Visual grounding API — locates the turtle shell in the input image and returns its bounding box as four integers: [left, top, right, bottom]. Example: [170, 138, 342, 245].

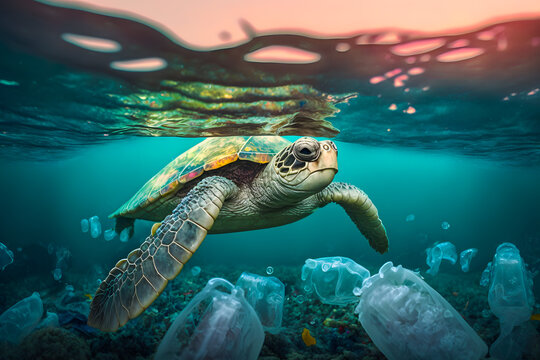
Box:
[111, 136, 291, 218]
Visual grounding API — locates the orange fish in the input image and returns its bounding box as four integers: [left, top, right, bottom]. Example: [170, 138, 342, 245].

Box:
[531, 314, 540, 321]
[84, 293, 93, 300]
[302, 328, 316, 346]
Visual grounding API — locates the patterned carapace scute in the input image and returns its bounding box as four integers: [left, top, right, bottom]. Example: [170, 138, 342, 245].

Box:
[111, 136, 291, 217]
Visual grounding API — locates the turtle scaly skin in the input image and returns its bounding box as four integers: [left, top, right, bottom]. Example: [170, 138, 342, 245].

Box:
[316, 183, 388, 252]
[89, 177, 238, 331]
[89, 136, 388, 331]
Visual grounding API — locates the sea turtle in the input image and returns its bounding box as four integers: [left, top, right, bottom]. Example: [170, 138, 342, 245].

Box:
[88, 136, 388, 331]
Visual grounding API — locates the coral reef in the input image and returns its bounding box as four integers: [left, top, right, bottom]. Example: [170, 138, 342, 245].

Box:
[18, 328, 91, 360]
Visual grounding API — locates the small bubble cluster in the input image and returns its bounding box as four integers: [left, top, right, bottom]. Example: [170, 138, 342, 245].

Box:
[191, 266, 201, 277]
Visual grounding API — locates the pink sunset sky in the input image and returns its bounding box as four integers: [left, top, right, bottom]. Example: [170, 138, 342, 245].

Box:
[50, 0, 540, 49]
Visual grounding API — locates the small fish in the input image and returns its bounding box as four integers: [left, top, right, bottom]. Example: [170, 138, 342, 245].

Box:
[452, 292, 459, 297]
[84, 293, 93, 300]
[463, 298, 470, 311]
[531, 314, 540, 321]
[302, 328, 316, 346]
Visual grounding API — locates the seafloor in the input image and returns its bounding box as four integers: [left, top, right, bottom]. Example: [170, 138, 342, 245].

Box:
[0, 260, 539, 360]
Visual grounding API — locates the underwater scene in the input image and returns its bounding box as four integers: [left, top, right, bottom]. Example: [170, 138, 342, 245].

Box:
[1, 0, 540, 359]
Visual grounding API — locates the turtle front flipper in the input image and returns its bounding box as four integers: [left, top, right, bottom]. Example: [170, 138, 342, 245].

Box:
[88, 176, 238, 332]
[317, 182, 388, 254]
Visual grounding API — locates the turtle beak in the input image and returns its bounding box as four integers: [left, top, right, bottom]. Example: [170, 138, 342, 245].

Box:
[307, 140, 338, 173]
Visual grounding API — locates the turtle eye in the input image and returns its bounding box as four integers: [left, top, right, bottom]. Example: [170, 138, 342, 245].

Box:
[292, 138, 321, 162]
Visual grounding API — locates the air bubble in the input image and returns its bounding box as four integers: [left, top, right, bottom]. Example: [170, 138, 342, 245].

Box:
[80, 219, 89, 233]
[436, 48, 484, 63]
[244, 46, 320, 64]
[191, 266, 201, 277]
[104, 229, 116, 241]
[52, 268, 62, 281]
[110, 57, 167, 72]
[89, 216, 101, 238]
[62, 33, 121, 53]
[119, 228, 130, 242]
[391, 38, 445, 56]
[336, 43, 351, 52]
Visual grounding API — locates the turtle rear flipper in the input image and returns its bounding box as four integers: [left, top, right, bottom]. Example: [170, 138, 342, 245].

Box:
[317, 182, 389, 254]
[88, 176, 238, 332]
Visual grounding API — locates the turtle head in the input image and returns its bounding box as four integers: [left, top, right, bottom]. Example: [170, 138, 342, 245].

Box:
[272, 137, 338, 194]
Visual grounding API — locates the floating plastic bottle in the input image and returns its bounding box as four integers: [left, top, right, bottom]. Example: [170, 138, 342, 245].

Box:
[55, 246, 71, 271]
[301, 256, 370, 306]
[37, 311, 59, 329]
[52, 246, 70, 281]
[354, 262, 487, 360]
[425, 242, 457, 275]
[459, 248, 478, 272]
[0, 292, 44, 344]
[55, 286, 90, 317]
[155, 278, 264, 360]
[480, 262, 492, 287]
[52, 268, 62, 281]
[103, 229, 116, 241]
[0, 242, 14, 271]
[486, 243, 534, 360]
[89, 215, 101, 238]
[80, 218, 89, 233]
[119, 228, 129, 242]
[236, 272, 285, 333]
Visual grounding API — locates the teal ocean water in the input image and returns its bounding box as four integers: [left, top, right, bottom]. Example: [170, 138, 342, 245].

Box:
[0, 1, 539, 359]
[1, 137, 539, 272]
